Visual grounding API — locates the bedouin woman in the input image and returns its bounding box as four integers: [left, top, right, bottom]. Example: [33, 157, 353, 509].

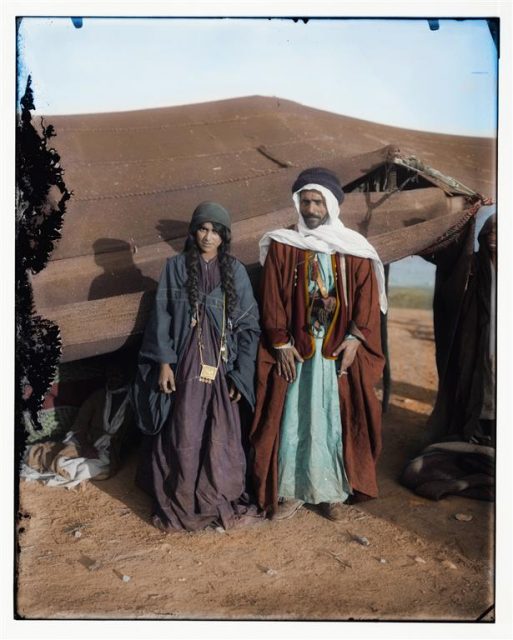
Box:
[132, 202, 261, 532]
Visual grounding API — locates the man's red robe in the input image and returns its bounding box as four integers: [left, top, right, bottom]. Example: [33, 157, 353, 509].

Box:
[250, 240, 385, 512]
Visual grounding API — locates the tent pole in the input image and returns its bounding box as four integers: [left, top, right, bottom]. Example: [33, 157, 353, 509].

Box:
[381, 264, 391, 412]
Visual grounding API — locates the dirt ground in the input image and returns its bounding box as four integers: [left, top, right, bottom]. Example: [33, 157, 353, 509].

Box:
[16, 307, 494, 621]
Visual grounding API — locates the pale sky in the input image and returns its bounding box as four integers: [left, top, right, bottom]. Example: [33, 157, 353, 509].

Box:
[17, 16, 497, 136]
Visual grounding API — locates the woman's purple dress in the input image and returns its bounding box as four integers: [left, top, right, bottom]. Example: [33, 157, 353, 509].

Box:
[146, 257, 249, 531]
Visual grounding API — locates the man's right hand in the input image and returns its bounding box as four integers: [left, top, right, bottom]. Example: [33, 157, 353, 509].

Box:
[159, 363, 176, 394]
[273, 346, 304, 383]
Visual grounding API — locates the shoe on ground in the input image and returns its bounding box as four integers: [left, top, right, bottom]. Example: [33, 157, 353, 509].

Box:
[272, 498, 304, 520]
[320, 502, 347, 522]
[232, 512, 267, 529]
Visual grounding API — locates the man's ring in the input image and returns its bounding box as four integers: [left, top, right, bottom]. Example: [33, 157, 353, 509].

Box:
[340, 371, 348, 376]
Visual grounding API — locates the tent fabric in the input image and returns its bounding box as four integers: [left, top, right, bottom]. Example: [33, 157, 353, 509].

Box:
[38, 97, 495, 262]
[30, 96, 494, 361]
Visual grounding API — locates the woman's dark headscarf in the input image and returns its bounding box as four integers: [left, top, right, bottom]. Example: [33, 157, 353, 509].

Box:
[190, 201, 231, 231]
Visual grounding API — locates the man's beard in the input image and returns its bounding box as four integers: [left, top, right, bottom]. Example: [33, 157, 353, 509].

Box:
[303, 214, 329, 228]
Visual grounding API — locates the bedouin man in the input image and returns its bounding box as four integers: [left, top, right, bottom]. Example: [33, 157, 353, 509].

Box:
[250, 167, 388, 521]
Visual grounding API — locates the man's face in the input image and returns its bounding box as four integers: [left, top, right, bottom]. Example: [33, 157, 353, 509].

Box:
[485, 227, 496, 255]
[299, 190, 329, 229]
[479, 220, 496, 260]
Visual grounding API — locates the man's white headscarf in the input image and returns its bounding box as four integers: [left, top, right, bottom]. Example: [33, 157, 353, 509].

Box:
[259, 183, 388, 313]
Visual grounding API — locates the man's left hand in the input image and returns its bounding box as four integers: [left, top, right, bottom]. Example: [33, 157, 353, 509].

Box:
[332, 338, 360, 377]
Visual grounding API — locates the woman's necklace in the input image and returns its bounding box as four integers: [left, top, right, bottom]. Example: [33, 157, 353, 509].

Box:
[196, 294, 226, 384]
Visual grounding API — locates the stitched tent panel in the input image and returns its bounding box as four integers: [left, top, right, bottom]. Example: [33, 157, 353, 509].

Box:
[40, 96, 495, 261]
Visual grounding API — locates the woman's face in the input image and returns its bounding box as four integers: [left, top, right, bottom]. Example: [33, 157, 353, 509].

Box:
[195, 222, 223, 256]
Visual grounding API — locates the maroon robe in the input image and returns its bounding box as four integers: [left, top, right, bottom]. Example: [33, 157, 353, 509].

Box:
[250, 241, 385, 512]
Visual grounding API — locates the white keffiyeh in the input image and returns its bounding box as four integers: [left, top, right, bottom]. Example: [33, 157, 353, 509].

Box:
[259, 183, 388, 313]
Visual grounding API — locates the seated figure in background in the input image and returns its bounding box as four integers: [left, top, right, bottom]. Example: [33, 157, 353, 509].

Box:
[401, 213, 496, 501]
[22, 363, 136, 488]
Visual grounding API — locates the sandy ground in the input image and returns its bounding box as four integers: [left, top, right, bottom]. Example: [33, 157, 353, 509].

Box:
[16, 308, 494, 621]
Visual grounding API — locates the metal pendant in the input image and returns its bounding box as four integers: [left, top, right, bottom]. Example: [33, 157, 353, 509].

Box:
[220, 339, 228, 363]
[199, 364, 218, 383]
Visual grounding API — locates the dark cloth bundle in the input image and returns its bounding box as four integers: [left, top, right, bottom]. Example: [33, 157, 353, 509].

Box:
[400, 441, 494, 501]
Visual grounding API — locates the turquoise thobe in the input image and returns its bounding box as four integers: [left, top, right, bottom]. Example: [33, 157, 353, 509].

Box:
[277, 253, 351, 504]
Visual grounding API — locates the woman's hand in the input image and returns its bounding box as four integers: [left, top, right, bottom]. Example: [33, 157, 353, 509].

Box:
[159, 363, 176, 394]
[228, 382, 242, 403]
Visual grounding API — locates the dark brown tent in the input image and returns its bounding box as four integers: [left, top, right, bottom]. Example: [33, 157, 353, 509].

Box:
[30, 96, 495, 362]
